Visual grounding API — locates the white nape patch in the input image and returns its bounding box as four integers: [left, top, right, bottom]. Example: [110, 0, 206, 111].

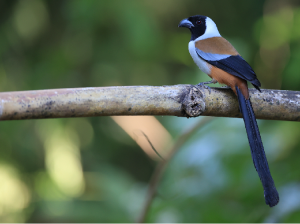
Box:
[188, 41, 211, 75]
[195, 17, 221, 41]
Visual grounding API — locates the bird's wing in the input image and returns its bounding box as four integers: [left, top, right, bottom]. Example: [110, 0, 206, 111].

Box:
[195, 37, 261, 89]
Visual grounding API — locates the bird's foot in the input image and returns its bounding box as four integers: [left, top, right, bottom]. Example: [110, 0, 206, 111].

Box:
[197, 82, 212, 94]
[196, 79, 217, 94]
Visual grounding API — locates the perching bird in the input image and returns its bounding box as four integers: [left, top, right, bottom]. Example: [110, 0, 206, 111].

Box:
[178, 15, 279, 207]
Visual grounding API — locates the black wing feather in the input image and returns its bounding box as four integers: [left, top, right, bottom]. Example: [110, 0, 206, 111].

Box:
[195, 48, 261, 90]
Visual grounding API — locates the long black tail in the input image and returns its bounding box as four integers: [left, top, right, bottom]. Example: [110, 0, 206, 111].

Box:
[236, 86, 279, 207]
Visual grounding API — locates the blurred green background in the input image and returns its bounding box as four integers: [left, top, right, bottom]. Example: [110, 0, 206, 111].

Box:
[1, 0, 300, 222]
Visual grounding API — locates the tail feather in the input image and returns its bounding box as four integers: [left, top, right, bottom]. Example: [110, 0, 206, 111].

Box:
[236, 86, 279, 207]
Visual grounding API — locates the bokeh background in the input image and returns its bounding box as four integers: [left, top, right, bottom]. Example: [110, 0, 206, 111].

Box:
[0, 0, 300, 222]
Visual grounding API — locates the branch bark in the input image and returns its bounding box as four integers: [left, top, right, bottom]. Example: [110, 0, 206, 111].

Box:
[0, 85, 299, 121]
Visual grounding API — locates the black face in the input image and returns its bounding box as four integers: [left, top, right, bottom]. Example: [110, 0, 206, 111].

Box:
[178, 15, 207, 41]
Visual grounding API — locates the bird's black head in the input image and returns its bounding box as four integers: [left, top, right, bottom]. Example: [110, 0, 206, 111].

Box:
[178, 15, 207, 41]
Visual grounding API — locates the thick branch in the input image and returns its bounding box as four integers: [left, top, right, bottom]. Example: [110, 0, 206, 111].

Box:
[0, 85, 299, 121]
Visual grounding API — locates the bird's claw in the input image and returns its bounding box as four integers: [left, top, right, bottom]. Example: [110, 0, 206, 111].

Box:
[197, 82, 212, 94]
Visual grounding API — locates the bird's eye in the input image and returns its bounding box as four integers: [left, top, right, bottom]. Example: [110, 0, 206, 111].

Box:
[196, 20, 202, 25]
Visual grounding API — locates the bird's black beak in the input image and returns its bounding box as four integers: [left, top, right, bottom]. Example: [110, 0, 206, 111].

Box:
[178, 18, 194, 28]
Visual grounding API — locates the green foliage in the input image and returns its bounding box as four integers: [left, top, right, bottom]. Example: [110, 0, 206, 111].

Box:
[0, 0, 300, 222]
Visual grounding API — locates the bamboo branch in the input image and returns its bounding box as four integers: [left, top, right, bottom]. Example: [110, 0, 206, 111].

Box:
[0, 85, 299, 121]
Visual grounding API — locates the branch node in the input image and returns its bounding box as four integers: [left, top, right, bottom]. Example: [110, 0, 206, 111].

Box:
[182, 86, 205, 117]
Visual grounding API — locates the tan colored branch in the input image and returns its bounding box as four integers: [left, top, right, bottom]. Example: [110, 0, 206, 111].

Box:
[0, 85, 299, 121]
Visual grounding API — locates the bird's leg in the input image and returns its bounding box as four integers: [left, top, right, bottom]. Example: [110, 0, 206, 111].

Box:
[197, 78, 217, 94]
